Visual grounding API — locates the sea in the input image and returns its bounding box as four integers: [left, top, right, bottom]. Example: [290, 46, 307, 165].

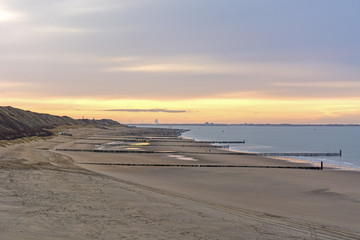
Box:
[134, 125, 360, 170]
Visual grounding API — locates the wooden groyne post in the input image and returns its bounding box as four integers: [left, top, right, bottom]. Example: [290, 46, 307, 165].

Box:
[55, 148, 342, 157]
[79, 162, 322, 170]
[258, 152, 341, 157]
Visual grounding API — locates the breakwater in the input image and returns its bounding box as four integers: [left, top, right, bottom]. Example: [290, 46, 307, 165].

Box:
[81, 138, 245, 144]
[258, 152, 342, 157]
[55, 148, 341, 157]
[79, 162, 322, 170]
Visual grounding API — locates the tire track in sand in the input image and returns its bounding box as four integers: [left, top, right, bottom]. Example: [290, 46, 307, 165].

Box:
[92, 171, 360, 240]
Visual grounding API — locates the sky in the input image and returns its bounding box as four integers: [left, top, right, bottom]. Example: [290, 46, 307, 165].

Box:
[1, 0, 359, 124]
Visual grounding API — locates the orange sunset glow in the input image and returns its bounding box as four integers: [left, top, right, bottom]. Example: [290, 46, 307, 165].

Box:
[1, 96, 360, 124]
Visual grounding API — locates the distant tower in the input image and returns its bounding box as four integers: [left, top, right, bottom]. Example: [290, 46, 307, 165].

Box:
[154, 119, 159, 124]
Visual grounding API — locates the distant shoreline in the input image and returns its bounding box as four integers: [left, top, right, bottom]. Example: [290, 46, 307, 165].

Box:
[132, 123, 360, 127]
[136, 124, 360, 171]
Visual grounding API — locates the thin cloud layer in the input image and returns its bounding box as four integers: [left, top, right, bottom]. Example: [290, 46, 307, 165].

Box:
[0, 0, 360, 123]
[1, 0, 359, 99]
[103, 109, 187, 113]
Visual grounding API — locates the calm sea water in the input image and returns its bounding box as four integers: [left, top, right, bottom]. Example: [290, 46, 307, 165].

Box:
[135, 125, 360, 170]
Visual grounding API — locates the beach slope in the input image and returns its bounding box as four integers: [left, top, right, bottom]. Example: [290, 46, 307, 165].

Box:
[1, 126, 359, 239]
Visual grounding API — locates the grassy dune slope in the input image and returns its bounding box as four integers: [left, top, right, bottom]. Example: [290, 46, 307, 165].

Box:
[0, 106, 121, 140]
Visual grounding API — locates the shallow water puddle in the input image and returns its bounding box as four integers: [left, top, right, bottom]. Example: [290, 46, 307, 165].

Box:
[167, 154, 198, 161]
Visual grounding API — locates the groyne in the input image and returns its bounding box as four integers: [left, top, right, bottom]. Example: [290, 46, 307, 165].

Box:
[55, 148, 341, 157]
[79, 138, 245, 144]
[259, 151, 342, 157]
[79, 162, 322, 170]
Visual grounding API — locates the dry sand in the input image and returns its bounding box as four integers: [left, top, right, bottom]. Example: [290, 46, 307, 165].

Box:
[0, 127, 359, 239]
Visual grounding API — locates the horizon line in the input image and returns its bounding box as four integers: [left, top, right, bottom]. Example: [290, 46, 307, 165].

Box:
[128, 123, 360, 126]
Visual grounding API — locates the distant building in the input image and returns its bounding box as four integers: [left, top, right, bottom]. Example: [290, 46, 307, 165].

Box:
[154, 119, 159, 124]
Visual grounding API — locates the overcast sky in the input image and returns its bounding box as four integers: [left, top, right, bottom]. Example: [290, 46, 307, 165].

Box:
[1, 0, 359, 123]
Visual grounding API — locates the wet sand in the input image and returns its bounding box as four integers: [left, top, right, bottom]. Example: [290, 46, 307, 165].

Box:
[1, 127, 360, 239]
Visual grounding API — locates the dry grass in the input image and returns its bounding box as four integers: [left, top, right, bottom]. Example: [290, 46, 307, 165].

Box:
[0, 136, 50, 147]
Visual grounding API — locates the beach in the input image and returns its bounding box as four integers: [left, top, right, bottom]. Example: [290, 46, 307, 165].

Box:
[1, 126, 359, 239]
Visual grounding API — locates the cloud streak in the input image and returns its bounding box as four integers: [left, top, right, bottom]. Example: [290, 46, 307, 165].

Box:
[0, 6, 22, 22]
[102, 108, 187, 113]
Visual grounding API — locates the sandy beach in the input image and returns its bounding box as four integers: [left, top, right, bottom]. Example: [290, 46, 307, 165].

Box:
[1, 126, 359, 239]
